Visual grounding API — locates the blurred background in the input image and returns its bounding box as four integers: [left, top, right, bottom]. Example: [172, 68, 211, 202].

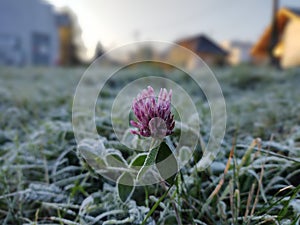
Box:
[1, 0, 300, 69]
[1, 1, 300, 224]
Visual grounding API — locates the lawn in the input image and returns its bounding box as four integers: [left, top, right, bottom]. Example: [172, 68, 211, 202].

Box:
[0, 65, 300, 224]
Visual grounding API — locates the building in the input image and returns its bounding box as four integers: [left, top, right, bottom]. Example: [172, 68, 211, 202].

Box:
[168, 34, 228, 68]
[0, 0, 59, 66]
[251, 7, 300, 68]
[222, 40, 253, 65]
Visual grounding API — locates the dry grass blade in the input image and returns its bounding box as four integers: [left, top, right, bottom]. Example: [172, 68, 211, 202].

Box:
[247, 138, 267, 225]
[208, 139, 235, 201]
[244, 182, 256, 222]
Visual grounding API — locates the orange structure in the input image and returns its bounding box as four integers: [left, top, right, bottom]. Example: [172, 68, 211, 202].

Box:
[56, 12, 73, 65]
[251, 8, 300, 68]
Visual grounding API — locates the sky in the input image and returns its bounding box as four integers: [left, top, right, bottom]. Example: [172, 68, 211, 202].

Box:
[45, 0, 300, 59]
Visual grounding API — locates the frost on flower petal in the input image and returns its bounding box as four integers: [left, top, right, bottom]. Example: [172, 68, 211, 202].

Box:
[130, 86, 175, 138]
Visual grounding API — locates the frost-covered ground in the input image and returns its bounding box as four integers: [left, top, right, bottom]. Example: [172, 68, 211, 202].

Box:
[0, 66, 300, 224]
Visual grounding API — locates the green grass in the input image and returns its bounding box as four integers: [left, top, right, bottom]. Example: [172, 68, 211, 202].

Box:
[0, 65, 300, 224]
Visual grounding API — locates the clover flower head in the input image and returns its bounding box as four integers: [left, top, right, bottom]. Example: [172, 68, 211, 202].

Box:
[130, 86, 175, 138]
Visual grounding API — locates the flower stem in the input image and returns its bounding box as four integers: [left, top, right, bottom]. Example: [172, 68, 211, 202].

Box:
[137, 138, 159, 180]
[141, 184, 173, 225]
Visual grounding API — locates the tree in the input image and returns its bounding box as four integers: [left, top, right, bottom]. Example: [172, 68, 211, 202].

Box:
[94, 42, 104, 60]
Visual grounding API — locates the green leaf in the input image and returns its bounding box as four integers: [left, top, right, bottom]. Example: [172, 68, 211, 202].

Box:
[130, 153, 148, 167]
[137, 147, 159, 180]
[116, 153, 146, 202]
[78, 144, 106, 171]
[106, 153, 127, 168]
[117, 172, 135, 202]
[155, 142, 178, 185]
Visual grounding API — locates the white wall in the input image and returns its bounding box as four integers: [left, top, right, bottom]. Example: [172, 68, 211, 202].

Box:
[0, 0, 59, 66]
